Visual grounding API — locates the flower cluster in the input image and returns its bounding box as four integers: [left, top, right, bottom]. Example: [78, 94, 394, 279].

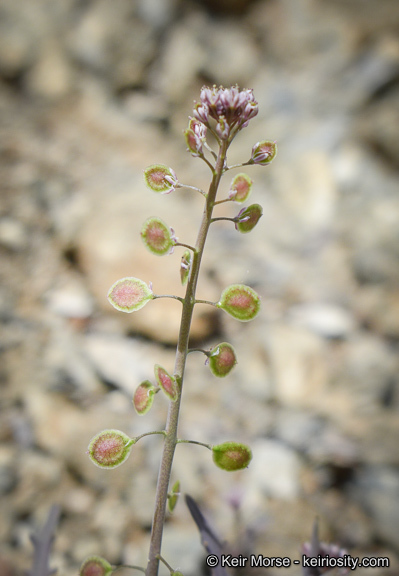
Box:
[193, 85, 258, 140]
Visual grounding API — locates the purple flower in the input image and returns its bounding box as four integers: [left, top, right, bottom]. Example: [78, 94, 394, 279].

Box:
[193, 85, 259, 140]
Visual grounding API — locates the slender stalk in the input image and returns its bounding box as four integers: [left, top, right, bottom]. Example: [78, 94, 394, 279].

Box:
[145, 140, 229, 576]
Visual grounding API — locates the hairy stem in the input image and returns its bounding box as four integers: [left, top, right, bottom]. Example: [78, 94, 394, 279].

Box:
[145, 140, 229, 576]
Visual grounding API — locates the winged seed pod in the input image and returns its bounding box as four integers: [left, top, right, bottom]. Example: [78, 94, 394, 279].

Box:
[80, 556, 113, 576]
[212, 441, 252, 471]
[141, 217, 176, 256]
[235, 203, 263, 234]
[209, 343, 237, 377]
[133, 380, 156, 415]
[87, 430, 134, 469]
[107, 277, 153, 313]
[155, 364, 178, 401]
[144, 164, 179, 194]
[228, 173, 252, 203]
[250, 140, 277, 165]
[217, 284, 260, 322]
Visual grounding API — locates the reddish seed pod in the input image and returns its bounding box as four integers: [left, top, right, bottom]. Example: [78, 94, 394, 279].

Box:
[250, 140, 277, 165]
[229, 173, 252, 203]
[144, 164, 178, 194]
[209, 343, 237, 377]
[212, 441, 252, 471]
[87, 429, 134, 469]
[108, 277, 153, 313]
[133, 380, 156, 415]
[154, 364, 178, 401]
[217, 284, 260, 322]
[141, 217, 175, 256]
[80, 556, 113, 576]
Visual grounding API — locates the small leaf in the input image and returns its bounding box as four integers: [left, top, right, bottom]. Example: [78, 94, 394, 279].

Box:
[229, 173, 252, 203]
[235, 204, 263, 234]
[168, 480, 181, 513]
[217, 284, 260, 322]
[141, 217, 175, 256]
[144, 164, 178, 194]
[108, 277, 153, 313]
[133, 380, 156, 415]
[155, 364, 178, 401]
[209, 342, 237, 377]
[80, 556, 113, 576]
[87, 429, 134, 469]
[180, 250, 192, 286]
[212, 441, 252, 471]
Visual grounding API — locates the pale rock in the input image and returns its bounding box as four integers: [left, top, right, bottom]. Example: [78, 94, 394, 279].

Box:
[288, 302, 355, 339]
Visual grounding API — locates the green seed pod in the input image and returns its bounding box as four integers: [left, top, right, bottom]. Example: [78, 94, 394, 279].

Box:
[172, 572, 184, 576]
[229, 173, 253, 203]
[209, 343, 237, 377]
[250, 140, 277, 165]
[180, 250, 192, 285]
[88, 429, 134, 469]
[141, 217, 175, 256]
[235, 204, 263, 234]
[217, 284, 260, 322]
[80, 556, 113, 576]
[168, 480, 181, 513]
[144, 164, 178, 194]
[133, 380, 156, 415]
[212, 441, 252, 471]
[108, 277, 153, 313]
[155, 364, 178, 401]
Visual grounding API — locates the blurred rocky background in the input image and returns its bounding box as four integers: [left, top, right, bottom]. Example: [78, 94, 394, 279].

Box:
[1, 0, 399, 574]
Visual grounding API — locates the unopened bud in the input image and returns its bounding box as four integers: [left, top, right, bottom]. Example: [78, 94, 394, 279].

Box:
[180, 250, 192, 286]
[212, 441, 252, 471]
[217, 284, 260, 322]
[144, 164, 178, 194]
[209, 343, 237, 377]
[141, 217, 175, 256]
[80, 556, 113, 576]
[133, 380, 156, 415]
[228, 173, 252, 203]
[88, 429, 134, 469]
[235, 204, 263, 233]
[108, 277, 153, 313]
[168, 480, 181, 513]
[250, 140, 277, 165]
[155, 364, 178, 401]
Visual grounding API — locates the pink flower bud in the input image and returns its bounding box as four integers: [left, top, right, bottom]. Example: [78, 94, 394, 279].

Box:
[180, 250, 192, 286]
[168, 480, 180, 513]
[141, 217, 175, 256]
[212, 441, 252, 471]
[250, 140, 277, 165]
[133, 380, 156, 415]
[228, 173, 252, 203]
[209, 342, 237, 377]
[80, 556, 113, 576]
[217, 284, 260, 322]
[154, 364, 178, 401]
[87, 430, 134, 469]
[144, 164, 178, 194]
[235, 204, 263, 233]
[108, 277, 153, 313]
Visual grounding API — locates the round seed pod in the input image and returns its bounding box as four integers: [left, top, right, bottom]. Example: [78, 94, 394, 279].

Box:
[209, 343, 237, 377]
[108, 277, 153, 313]
[155, 364, 178, 401]
[141, 217, 175, 256]
[212, 441, 252, 471]
[235, 204, 263, 234]
[217, 284, 260, 322]
[144, 164, 178, 193]
[80, 556, 113, 576]
[88, 429, 134, 469]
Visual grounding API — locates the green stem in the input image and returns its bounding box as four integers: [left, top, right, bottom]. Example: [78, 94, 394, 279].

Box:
[176, 439, 212, 449]
[145, 140, 229, 576]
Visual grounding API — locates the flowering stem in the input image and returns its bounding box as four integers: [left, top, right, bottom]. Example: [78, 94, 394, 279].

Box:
[145, 140, 229, 576]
